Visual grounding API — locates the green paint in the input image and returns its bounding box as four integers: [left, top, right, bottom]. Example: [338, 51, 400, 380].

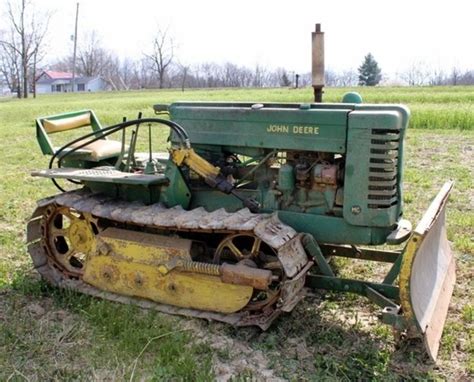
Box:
[306, 274, 400, 302]
[34, 101, 410, 247]
[170, 102, 350, 153]
[159, 162, 191, 208]
[302, 234, 335, 277]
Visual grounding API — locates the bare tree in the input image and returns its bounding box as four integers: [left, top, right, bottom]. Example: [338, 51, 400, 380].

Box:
[252, 64, 267, 87]
[459, 70, 474, 85]
[77, 31, 113, 77]
[298, 72, 312, 87]
[339, 69, 358, 86]
[427, 68, 446, 86]
[51, 31, 128, 90]
[0, 29, 21, 96]
[449, 67, 461, 86]
[145, 28, 174, 89]
[199, 62, 221, 87]
[0, 0, 49, 98]
[324, 69, 338, 86]
[400, 61, 429, 86]
[174, 62, 190, 91]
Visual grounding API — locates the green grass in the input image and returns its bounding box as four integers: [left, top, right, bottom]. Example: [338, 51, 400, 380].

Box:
[0, 86, 473, 380]
[1, 276, 213, 380]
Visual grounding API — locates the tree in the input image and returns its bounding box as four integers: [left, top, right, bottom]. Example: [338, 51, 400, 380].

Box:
[145, 28, 174, 89]
[0, 0, 49, 98]
[252, 64, 267, 87]
[427, 68, 445, 86]
[0, 29, 21, 96]
[324, 69, 338, 86]
[400, 61, 429, 86]
[76, 31, 111, 77]
[339, 69, 358, 87]
[358, 53, 382, 86]
[449, 67, 461, 86]
[176, 62, 190, 91]
[278, 69, 291, 87]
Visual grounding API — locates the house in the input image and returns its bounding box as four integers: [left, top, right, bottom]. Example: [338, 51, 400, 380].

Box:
[0, 82, 11, 96]
[36, 70, 106, 93]
[0, 74, 12, 96]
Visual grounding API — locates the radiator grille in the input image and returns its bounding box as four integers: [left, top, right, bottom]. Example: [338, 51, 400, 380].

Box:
[368, 129, 399, 209]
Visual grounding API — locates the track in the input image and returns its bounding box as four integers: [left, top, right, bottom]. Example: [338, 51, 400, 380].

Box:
[27, 189, 311, 329]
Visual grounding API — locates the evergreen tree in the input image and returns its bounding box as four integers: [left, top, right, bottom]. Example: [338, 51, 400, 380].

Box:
[280, 71, 291, 87]
[358, 53, 382, 86]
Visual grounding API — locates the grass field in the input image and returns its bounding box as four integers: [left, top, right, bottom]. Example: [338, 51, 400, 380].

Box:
[0, 86, 473, 380]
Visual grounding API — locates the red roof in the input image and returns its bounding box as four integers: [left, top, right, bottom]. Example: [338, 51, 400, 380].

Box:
[43, 70, 73, 79]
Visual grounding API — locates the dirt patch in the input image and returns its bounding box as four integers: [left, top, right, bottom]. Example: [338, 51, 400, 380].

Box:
[182, 320, 285, 381]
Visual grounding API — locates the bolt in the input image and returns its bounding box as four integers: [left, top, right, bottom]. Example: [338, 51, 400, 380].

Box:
[351, 205, 362, 215]
[98, 243, 110, 256]
[135, 274, 143, 287]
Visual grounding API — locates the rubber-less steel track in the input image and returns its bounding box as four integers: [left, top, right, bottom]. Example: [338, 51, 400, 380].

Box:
[27, 189, 311, 329]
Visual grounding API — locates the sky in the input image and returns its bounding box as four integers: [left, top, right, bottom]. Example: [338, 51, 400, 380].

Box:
[1, 0, 473, 78]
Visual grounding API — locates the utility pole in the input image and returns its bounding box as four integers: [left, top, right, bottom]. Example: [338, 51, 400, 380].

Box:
[71, 2, 79, 92]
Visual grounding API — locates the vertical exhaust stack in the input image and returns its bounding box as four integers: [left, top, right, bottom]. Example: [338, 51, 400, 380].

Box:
[312, 23, 325, 102]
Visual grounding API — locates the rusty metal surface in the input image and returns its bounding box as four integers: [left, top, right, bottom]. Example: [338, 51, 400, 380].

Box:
[198, 208, 232, 229]
[220, 263, 272, 290]
[26, 189, 311, 329]
[27, 242, 48, 268]
[254, 214, 297, 249]
[277, 233, 308, 278]
[174, 207, 208, 229]
[26, 217, 43, 243]
[279, 261, 313, 312]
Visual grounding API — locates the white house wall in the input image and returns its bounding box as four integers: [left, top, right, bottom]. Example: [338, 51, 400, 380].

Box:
[36, 84, 51, 94]
[85, 78, 104, 92]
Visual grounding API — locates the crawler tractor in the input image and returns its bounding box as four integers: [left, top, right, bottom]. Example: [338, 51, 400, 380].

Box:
[27, 97, 454, 361]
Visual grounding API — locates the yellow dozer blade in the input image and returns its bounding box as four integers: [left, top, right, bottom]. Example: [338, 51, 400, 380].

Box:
[399, 181, 455, 361]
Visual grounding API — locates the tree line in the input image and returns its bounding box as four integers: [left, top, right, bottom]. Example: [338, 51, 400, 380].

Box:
[1, 0, 473, 98]
[44, 37, 474, 91]
[51, 36, 312, 92]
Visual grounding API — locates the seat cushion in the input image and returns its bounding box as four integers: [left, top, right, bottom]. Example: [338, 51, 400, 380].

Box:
[68, 139, 126, 161]
[43, 113, 91, 134]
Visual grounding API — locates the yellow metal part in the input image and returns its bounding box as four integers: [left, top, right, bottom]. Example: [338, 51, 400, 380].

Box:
[69, 216, 96, 254]
[97, 227, 192, 264]
[83, 228, 253, 313]
[47, 206, 96, 275]
[83, 256, 253, 313]
[170, 148, 220, 180]
[398, 232, 420, 324]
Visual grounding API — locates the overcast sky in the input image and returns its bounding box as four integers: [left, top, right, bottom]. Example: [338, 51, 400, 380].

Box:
[2, 0, 473, 78]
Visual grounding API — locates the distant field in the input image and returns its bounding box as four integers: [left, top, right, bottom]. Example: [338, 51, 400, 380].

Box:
[1, 85, 473, 130]
[0, 86, 472, 380]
